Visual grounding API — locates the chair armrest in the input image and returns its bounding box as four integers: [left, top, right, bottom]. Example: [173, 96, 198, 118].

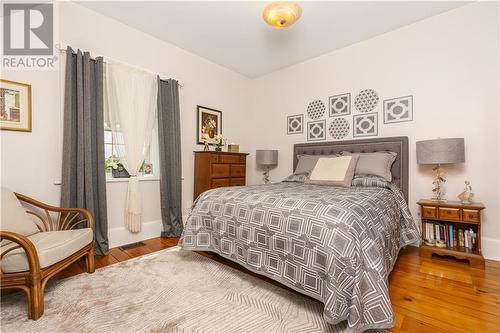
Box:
[0, 231, 41, 275]
[14, 193, 94, 232]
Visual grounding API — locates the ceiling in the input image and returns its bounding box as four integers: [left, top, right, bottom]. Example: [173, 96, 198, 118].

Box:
[78, 1, 467, 78]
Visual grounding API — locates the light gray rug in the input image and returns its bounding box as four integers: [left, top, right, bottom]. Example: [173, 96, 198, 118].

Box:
[1, 248, 366, 333]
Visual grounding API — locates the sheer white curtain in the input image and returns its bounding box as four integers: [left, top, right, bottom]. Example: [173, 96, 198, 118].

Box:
[104, 60, 158, 233]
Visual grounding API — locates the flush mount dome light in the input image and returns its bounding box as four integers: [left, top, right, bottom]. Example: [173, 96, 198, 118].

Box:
[262, 2, 302, 29]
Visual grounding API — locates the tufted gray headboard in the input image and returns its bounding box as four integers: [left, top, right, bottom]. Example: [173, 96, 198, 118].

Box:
[293, 136, 409, 201]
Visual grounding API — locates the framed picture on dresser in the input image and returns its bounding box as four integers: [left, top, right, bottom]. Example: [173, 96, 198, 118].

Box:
[197, 105, 222, 145]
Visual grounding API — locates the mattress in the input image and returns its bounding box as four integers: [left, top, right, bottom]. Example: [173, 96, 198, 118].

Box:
[181, 176, 420, 332]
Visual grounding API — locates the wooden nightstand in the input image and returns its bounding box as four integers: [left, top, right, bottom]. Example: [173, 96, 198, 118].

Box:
[417, 200, 485, 269]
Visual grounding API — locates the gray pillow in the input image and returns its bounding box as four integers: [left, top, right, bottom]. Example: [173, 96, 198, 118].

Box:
[294, 154, 338, 175]
[341, 151, 396, 181]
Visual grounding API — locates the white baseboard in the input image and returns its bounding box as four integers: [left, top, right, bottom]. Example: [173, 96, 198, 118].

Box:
[108, 219, 163, 248]
[482, 237, 500, 262]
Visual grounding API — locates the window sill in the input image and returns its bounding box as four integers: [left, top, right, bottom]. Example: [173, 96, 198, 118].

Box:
[105, 176, 160, 183]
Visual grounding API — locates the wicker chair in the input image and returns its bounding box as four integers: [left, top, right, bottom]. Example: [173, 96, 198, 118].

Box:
[0, 188, 95, 320]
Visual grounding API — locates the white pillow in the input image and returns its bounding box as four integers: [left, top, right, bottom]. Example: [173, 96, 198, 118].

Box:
[305, 155, 359, 187]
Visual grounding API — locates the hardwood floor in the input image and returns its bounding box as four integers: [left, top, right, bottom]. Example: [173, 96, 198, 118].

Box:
[28, 238, 500, 332]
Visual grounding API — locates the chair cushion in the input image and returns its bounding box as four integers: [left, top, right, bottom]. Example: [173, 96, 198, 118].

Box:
[1, 187, 40, 246]
[0, 229, 93, 273]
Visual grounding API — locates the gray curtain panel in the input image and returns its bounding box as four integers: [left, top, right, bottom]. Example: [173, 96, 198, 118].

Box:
[61, 46, 109, 255]
[157, 78, 183, 237]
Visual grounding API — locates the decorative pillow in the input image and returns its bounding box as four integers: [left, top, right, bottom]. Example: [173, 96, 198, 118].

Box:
[294, 154, 338, 175]
[305, 155, 359, 187]
[283, 172, 309, 183]
[341, 151, 397, 182]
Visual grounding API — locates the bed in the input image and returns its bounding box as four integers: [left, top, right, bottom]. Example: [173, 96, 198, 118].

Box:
[180, 136, 420, 332]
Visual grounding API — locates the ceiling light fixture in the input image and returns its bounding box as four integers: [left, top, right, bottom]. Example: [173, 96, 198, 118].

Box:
[262, 2, 302, 29]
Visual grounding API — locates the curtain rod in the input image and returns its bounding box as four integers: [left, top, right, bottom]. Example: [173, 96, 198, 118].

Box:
[57, 46, 184, 88]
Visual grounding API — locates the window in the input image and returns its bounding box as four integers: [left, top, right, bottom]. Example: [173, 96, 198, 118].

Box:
[104, 125, 159, 178]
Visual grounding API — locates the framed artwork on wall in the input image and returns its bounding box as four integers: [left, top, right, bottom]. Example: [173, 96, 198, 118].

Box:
[197, 105, 222, 145]
[287, 114, 303, 134]
[0, 79, 32, 132]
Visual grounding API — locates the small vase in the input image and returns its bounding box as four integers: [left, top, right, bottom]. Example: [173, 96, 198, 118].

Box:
[215, 146, 222, 152]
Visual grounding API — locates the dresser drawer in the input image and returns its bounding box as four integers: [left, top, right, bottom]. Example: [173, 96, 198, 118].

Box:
[211, 164, 230, 178]
[211, 155, 219, 163]
[230, 178, 245, 186]
[221, 155, 241, 164]
[239, 155, 247, 163]
[212, 178, 230, 188]
[438, 207, 461, 221]
[230, 164, 246, 177]
[463, 209, 480, 223]
[422, 206, 437, 219]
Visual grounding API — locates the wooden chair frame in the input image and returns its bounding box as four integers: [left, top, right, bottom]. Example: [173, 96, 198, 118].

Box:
[0, 193, 95, 320]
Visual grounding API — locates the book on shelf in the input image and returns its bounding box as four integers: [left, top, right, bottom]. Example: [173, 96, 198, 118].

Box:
[423, 221, 477, 251]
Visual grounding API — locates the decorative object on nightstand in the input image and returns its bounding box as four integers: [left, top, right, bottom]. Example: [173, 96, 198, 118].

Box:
[416, 138, 465, 201]
[458, 181, 473, 204]
[193, 151, 249, 200]
[418, 199, 485, 269]
[256, 149, 278, 184]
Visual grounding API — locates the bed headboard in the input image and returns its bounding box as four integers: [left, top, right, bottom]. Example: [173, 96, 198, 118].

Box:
[293, 136, 409, 201]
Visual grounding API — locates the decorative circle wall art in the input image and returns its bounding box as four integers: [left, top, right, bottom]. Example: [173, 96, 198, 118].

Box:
[306, 100, 326, 119]
[328, 117, 350, 140]
[329, 93, 350, 117]
[353, 113, 378, 137]
[307, 120, 326, 141]
[354, 89, 379, 113]
[383, 95, 413, 124]
[287, 114, 304, 134]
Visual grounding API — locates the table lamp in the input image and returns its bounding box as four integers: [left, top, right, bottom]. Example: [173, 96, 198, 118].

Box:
[256, 150, 278, 184]
[416, 138, 465, 201]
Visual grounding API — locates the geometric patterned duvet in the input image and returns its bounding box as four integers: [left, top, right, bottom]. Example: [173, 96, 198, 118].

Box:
[181, 176, 420, 333]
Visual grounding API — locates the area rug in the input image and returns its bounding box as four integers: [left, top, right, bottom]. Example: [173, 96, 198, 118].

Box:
[1, 248, 379, 333]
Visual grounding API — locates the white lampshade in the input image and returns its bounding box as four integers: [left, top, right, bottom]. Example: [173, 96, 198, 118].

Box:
[416, 138, 465, 165]
[256, 150, 278, 166]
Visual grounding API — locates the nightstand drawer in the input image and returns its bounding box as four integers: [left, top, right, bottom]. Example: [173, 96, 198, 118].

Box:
[211, 164, 230, 178]
[438, 207, 461, 221]
[422, 206, 438, 219]
[463, 209, 480, 223]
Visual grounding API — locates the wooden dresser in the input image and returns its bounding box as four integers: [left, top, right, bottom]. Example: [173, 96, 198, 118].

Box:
[193, 151, 249, 200]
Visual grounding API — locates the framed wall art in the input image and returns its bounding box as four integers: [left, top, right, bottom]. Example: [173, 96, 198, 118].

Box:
[287, 114, 303, 134]
[197, 105, 222, 145]
[329, 93, 350, 117]
[383, 95, 413, 124]
[307, 120, 326, 141]
[0, 79, 32, 132]
[353, 112, 378, 137]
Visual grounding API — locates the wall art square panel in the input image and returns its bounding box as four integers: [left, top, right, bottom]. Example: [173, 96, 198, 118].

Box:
[329, 93, 350, 117]
[354, 89, 379, 113]
[353, 112, 378, 137]
[383, 95, 413, 124]
[287, 114, 304, 134]
[306, 100, 326, 119]
[307, 120, 326, 141]
[328, 117, 350, 140]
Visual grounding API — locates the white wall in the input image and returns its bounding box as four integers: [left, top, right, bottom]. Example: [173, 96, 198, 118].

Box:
[1, 2, 252, 248]
[1, 2, 499, 259]
[248, 2, 500, 260]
